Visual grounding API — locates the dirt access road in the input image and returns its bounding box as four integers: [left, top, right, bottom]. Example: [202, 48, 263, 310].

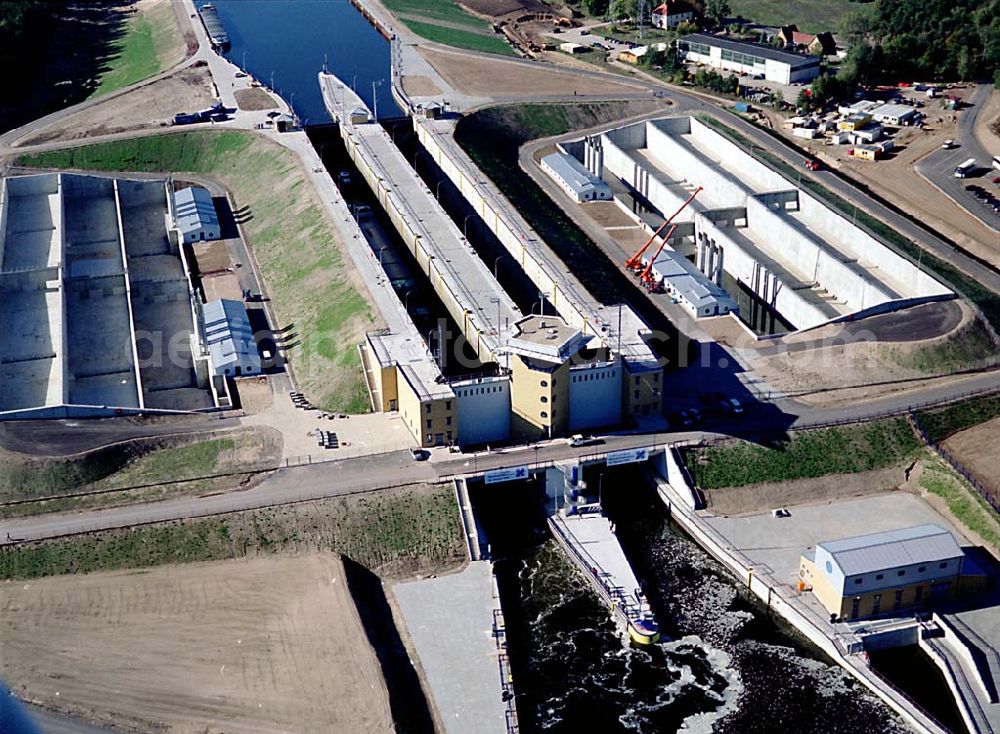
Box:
[0, 554, 394, 734]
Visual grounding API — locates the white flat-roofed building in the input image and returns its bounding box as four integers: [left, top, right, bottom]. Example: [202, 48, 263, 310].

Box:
[541, 152, 612, 203]
[650, 248, 737, 318]
[203, 298, 262, 378]
[677, 33, 821, 85]
[869, 103, 919, 126]
[173, 186, 220, 243]
[651, 0, 695, 30]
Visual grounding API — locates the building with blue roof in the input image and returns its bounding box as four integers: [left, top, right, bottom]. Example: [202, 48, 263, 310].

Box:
[172, 186, 220, 243]
[540, 152, 612, 203]
[649, 248, 737, 318]
[799, 524, 972, 621]
[202, 299, 262, 378]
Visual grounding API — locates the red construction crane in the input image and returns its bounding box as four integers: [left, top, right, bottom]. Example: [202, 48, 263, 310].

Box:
[624, 186, 703, 273]
[638, 223, 679, 291]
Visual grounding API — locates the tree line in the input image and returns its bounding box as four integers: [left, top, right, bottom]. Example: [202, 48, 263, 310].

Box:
[839, 0, 1000, 87]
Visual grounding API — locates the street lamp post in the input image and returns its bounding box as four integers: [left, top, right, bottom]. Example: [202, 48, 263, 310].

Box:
[464, 214, 475, 239]
[494, 256, 503, 280]
[404, 289, 415, 313]
[378, 246, 389, 266]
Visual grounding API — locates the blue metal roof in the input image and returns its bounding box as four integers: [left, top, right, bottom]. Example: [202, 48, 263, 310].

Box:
[173, 186, 219, 237]
[202, 299, 261, 374]
[819, 524, 963, 576]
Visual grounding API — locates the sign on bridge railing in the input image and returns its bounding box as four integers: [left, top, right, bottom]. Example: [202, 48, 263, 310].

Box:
[485, 465, 529, 484]
[606, 447, 650, 467]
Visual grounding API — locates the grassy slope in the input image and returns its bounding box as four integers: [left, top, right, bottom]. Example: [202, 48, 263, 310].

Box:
[18, 131, 375, 412]
[404, 20, 516, 55]
[0, 484, 465, 580]
[93, 1, 182, 97]
[916, 395, 1000, 443]
[921, 460, 1000, 556]
[0, 430, 278, 507]
[890, 318, 997, 374]
[730, 0, 855, 33]
[381, 0, 515, 56]
[685, 418, 921, 489]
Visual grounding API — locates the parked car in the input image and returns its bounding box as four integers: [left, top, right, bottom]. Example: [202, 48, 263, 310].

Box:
[568, 434, 602, 447]
[409, 447, 429, 461]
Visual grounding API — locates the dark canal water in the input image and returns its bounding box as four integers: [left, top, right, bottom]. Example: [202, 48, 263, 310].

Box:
[472, 468, 919, 733]
[195, 0, 399, 123]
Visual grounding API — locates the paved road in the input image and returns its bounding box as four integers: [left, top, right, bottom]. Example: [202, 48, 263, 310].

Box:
[3, 365, 999, 544]
[916, 84, 999, 232]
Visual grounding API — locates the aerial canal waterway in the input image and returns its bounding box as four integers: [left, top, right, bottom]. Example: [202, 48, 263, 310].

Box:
[207, 4, 957, 730]
[194, 0, 399, 124]
[471, 466, 922, 733]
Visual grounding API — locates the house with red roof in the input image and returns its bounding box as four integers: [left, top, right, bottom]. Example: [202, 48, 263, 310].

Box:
[651, 0, 697, 30]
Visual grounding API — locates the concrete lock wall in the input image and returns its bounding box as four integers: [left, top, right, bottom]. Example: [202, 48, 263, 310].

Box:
[645, 123, 748, 205]
[413, 119, 598, 338]
[601, 134, 704, 229]
[0, 178, 9, 268]
[795, 194, 952, 299]
[743, 196, 893, 310]
[343, 125, 492, 361]
[455, 376, 511, 445]
[568, 361, 621, 430]
[698, 215, 831, 328]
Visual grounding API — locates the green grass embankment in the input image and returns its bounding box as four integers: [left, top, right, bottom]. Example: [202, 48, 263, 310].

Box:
[93, 0, 183, 96]
[18, 131, 375, 413]
[684, 418, 921, 489]
[890, 318, 997, 374]
[920, 460, 1000, 554]
[0, 484, 465, 580]
[0, 429, 281, 516]
[381, 0, 515, 56]
[915, 395, 1000, 443]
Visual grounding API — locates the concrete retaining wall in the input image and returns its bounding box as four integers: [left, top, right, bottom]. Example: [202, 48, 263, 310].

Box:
[652, 458, 950, 734]
[413, 119, 598, 338]
[340, 126, 495, 361]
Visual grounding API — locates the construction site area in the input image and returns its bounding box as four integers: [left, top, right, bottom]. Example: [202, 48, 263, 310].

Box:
[0, 173, 231, 420]
[554, 116, 955, 336]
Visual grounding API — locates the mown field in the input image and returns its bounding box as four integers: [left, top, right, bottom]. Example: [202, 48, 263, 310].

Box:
[93, 0, 184, 96]
[0, 483, 465, 580]
[18, 131, 377, 413]
[684, 418, 922, 489]
[382, 0, 516, 56]
[730, 0, 856, 33]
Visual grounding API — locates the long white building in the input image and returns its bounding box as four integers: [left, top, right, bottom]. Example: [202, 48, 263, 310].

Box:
[678, 33, 821, 85]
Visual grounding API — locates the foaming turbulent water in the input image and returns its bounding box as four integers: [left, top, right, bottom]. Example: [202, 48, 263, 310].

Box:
[507, 475, 910, 734]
